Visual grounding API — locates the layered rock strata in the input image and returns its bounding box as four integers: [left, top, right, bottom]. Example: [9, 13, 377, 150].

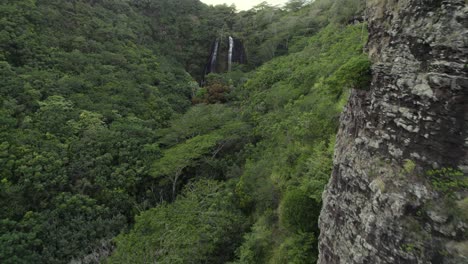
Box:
[319, 0, 468, 263]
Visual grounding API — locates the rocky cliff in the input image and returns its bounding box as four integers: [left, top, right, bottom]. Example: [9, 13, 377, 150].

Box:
[319, 0, 468, 263]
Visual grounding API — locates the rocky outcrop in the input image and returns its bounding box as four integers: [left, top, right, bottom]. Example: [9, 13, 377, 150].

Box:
[319, 0, 468, 263]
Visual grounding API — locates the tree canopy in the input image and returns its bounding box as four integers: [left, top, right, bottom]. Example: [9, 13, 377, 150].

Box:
[0, 0, 368, 262]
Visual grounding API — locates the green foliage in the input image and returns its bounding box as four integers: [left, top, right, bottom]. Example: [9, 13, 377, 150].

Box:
[403, 159, 416, 174]
[279, 189, 320, 233]
[456, 197, 468, 220]
[234, 211, 277, 264]
[193, 74, 231, 104]
[159, 104, 238, 146]
[426, 167, 467, 194]
[0, 0, 208, 261]
[270, 232, 318, 264]
[153, 133, 223, 177]
[151, 132, 223, 198]
[284, 0, 309, 11]
[300, 136, 336, 201]
[326, 54, 371, 91]
[151, 102, 252, 200]
[1, 0, 370, 262]
[108, 180, 245, 264]
[230, 23, 368, 263]
[235, 157, 278, 213]
[232, 0, 366, 66]
[402, 243, 417, 253]
[0, 193, 125, 264]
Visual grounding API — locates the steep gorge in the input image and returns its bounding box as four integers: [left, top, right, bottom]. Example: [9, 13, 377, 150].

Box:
[319, 0, 468, 263]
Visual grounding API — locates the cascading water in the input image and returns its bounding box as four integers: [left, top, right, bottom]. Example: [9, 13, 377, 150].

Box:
[228, 36, 234, 71]
[201, 36, 246, 85]
[210, 39, 219, 72]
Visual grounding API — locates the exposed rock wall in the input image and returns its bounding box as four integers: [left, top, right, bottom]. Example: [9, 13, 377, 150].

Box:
[319, 0, 468, 263]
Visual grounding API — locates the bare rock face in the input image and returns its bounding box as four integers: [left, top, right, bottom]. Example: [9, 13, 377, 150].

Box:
[318, 0, 468, 263]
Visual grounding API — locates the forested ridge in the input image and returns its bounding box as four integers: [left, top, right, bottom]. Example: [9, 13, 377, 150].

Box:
[0, 0, 368, 263]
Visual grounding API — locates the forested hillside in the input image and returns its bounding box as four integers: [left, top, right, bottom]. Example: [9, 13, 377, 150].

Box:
[0, 0, 367, 263]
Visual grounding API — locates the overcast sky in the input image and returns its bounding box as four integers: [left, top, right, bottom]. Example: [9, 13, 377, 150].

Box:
[199, 0, 289, 11]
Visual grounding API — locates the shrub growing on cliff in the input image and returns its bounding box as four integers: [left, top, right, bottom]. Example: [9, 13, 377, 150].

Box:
[426, 168, 467, 194]
[326, 54, 371, 91]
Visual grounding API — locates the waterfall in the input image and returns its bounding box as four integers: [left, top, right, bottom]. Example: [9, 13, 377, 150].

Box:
[228, 36, 234, 71]
[210, 39, 219, 72]
[202, 36, 246, 85]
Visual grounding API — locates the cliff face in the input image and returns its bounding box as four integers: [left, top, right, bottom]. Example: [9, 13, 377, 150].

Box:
[319, 0, 468, 263]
